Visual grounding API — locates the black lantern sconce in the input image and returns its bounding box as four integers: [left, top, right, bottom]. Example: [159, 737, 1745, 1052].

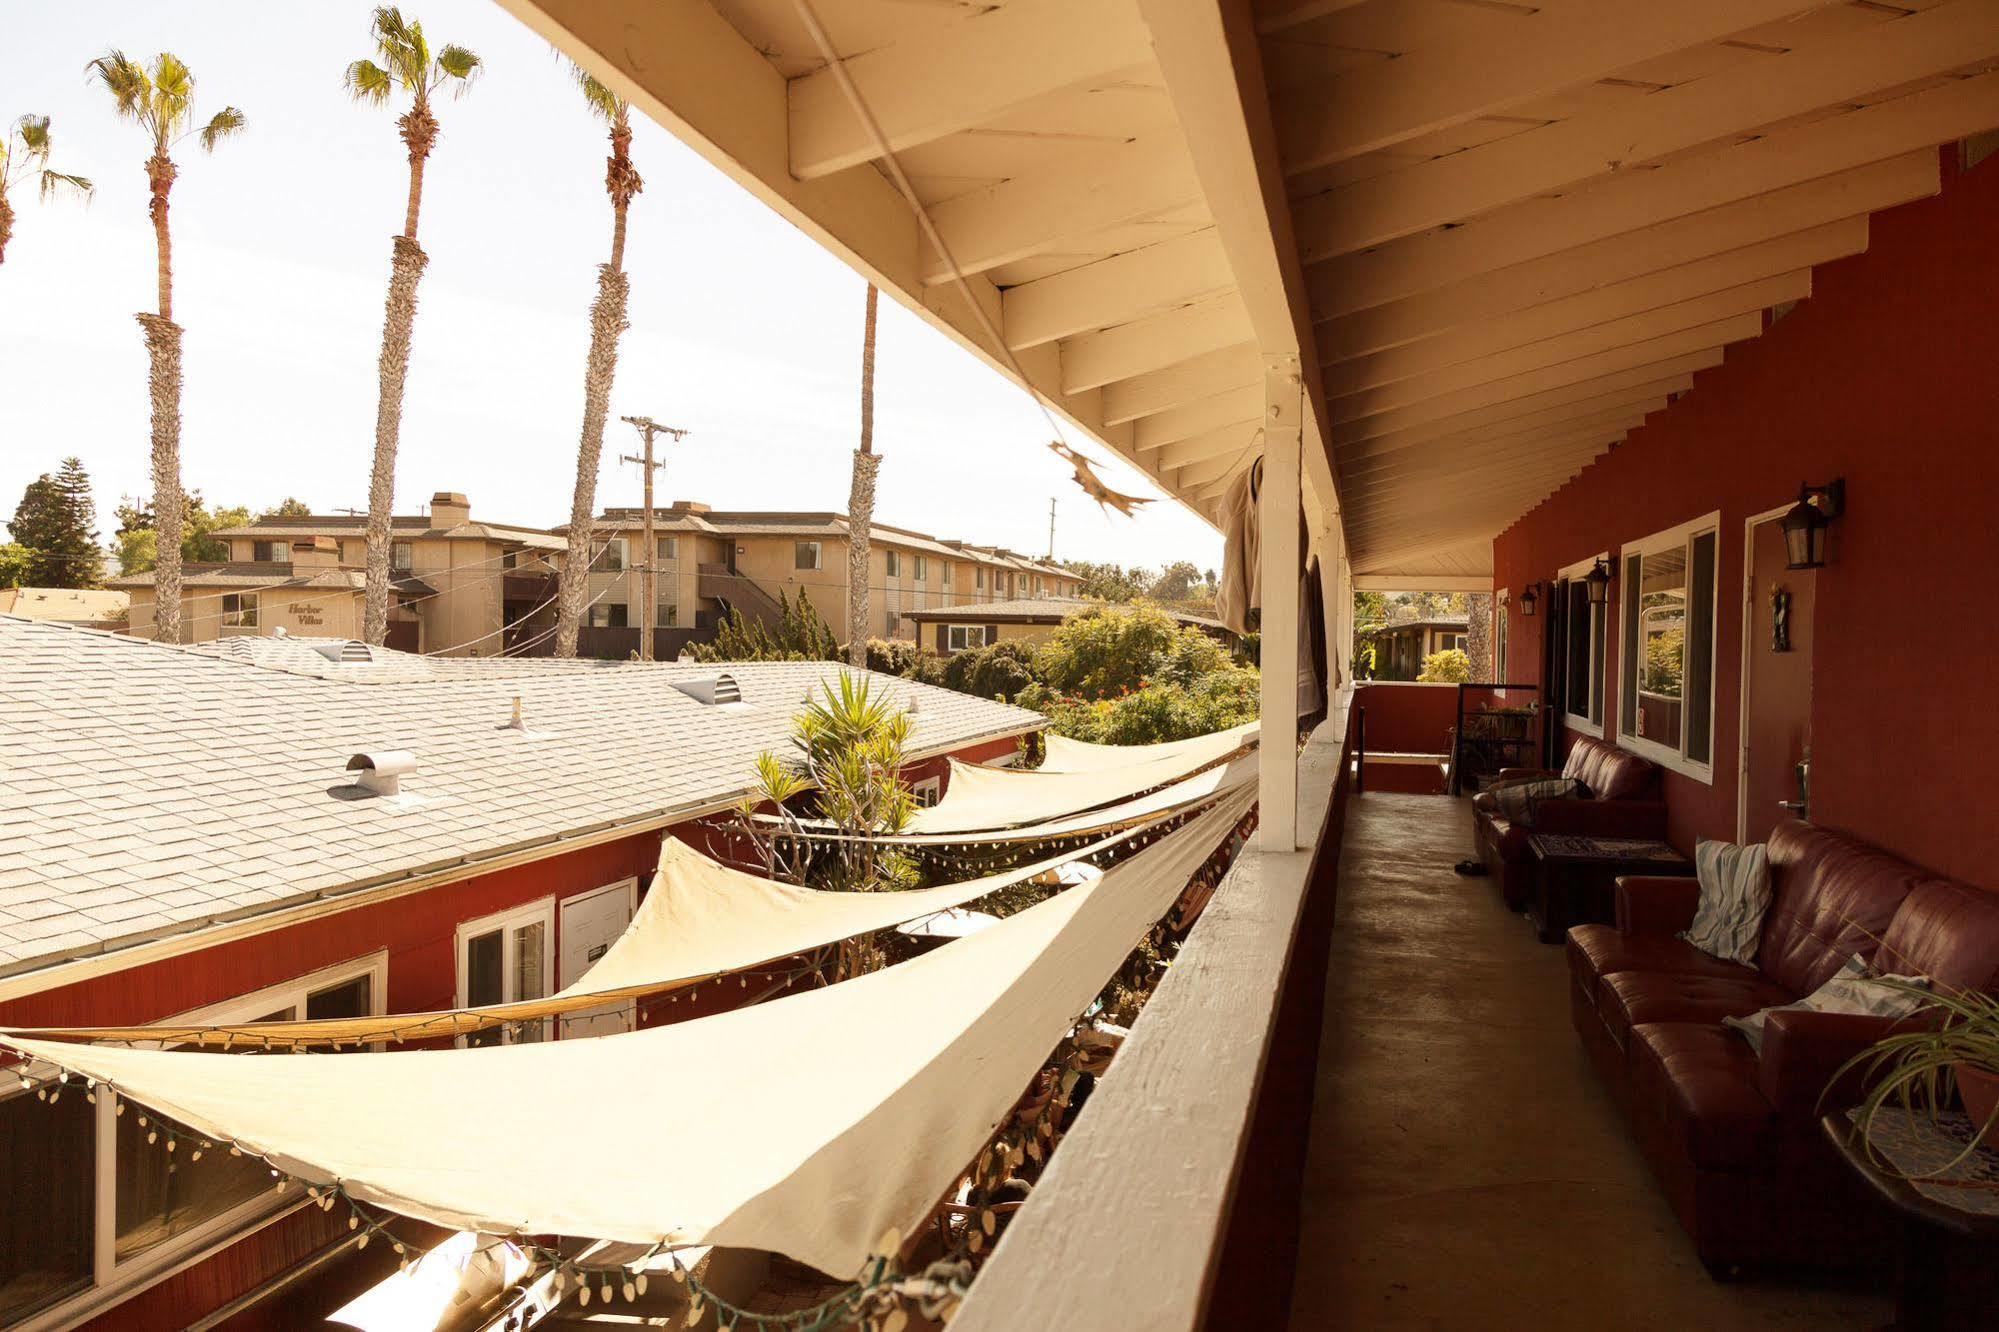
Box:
[1782, 479, 1845, 570]
[1518, 583, 1539, 617]
[1584, 558, 1613, 608]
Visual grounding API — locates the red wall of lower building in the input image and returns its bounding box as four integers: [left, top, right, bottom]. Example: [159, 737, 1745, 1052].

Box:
[1351, 682, 1460, 755]
[1493, 146, 1997, 885]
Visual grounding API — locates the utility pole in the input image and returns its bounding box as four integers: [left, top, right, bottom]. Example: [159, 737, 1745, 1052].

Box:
[618, 415, 691, 661]
[1046, 497, 1057, 561]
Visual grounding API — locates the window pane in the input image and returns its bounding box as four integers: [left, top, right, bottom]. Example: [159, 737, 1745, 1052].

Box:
[466, 930, 503, 1007]
[391, 542, 413, 571]
[1686, 531, 1718, 764]
[795, 542, 818, 570]
[1636, 544, 1688, 750]
[306, 975, 371, 1021]
[514, 923, 547, 1045]
[115, 1102, 269, 1264]
[1620, 553, 1641, 734]
[0, 1086, 94, 1323]
[1565, 583, 1590, 718]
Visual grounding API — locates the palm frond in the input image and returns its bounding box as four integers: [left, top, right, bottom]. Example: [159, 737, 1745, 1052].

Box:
[572, 64, 623, 121]
[434, 44, 482, 93]
[197, 107, 246, 152]
[86, 51, 153, 124]
[343, 58, 395, 104]
[38, 170, 92, 201]
[151, 52, 196, 115]
[15, 115, 51, 156]
[369, 7, 429, 86]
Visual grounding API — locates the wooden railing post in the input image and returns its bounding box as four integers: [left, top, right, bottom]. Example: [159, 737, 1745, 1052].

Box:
[1259, 355, 1304, 852]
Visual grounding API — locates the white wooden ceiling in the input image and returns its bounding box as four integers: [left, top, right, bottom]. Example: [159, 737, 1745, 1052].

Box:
[505, 0, 1999, 582]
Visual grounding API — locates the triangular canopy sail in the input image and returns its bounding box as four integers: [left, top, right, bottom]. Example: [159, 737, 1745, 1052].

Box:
[1037, 721, 1259, 774]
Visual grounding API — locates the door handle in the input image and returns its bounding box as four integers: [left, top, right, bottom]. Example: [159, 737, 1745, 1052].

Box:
[1777, 799, 1806, 813]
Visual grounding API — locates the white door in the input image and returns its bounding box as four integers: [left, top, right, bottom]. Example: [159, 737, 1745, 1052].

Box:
[558, 879, 637, 1039]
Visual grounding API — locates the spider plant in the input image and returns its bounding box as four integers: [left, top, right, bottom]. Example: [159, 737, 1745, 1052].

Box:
[1833, 980, 1999, 1177]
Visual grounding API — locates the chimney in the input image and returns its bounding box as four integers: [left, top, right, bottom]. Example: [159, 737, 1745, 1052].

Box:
[666, 500, 712, 515]
[291, 535, 343, 570]
[430, 491, 472, 525]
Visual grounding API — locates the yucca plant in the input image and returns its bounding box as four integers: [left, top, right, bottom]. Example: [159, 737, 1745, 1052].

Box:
[1833, 981, 1999, 1176]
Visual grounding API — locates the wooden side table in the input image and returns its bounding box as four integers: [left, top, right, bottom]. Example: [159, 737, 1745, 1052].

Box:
[1821, 1110, 1999, 1331]
[1525, 834, 1693, 943]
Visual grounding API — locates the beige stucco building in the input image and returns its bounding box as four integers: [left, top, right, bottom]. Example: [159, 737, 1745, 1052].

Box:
[115, 494, 565, 654]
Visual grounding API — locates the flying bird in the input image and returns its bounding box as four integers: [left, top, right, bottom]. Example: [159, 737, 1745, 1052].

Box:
[1048, 441, 1154, 519]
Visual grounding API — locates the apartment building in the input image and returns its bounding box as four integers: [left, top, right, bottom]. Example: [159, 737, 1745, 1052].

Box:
[571, 501, 1079, 653]
[182, 492, 567, 655]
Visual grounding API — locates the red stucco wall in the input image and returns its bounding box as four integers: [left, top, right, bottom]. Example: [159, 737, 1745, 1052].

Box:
[1493, 146, 1998, 885]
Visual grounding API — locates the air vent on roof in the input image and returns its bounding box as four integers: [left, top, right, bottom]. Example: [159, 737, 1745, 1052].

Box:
[346, 750, 416, 797]
[312, 640, 375, 664]
[673, 672, 745, 707]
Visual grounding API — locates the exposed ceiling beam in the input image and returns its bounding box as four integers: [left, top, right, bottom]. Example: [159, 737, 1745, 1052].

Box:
[1174, 449, 1253, 488]
[1352, 574, 1493, 593]
[1341, 418, 1644, 485]
[1156, 420, 1262, 471]
[1060, 292, 1252, 393]
[1322, 226, 1853, 384]
[1254, 0, 1370, 36]
[1302, 66, 1999, 315]
[1275, 0, 1839, 175]
[919, 134, 1201, 285]
[1133, 383, 1263, 450]
[1335, 340, 1743, 438]
[1337, 378, 1691, 462]
[1347, 479, 1597, 545]
[1103, 342, 1259, 425]
[787, 0, 1153, 180]
[1003, 230, 1233, 350]
[1293, 2, 1999, 261]
[1136, 0, 1346, 517]
[1339, 401, 1660, 470]
[1327, 274, 1806, 414]
[1343, 443, 1625, 509]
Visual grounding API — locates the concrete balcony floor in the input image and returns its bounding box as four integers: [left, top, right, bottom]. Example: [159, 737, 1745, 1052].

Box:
[1288, 793, 1892, 1329]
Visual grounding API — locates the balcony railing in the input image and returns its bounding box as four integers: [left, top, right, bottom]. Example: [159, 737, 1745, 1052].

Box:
[954, 694, 1358, 1331]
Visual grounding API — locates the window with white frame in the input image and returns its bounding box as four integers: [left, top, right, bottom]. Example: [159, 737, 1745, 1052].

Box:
[586, 603, 628, 628]
[457, 900, 553, 1047]
[974, 567, 985, 590]
[1618, 514, 1720, 778]
[910, 776, 942, 807]
[1437, 631, 1465, 653]
[795, 541, 821, 571]
[251, 539, 289, 563]
[1495, 593, 1510, 682]
[883, 549, 900, 578]
[912, 555, 927, 581]
[1034, 576, 1045, 596]
[947, 624, 987, 651]
[1559, 555, 1609, 736]
[391, 540, 414, 572]
[658, 602, 679, 628]
[0, 955, 386, 1328]
[220, 592, 258, 629]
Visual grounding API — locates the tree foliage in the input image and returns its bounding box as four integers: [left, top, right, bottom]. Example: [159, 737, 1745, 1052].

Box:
[112, 492, 250, 574]
[1146, 560, 1203, 602]
[1057, 559, 1151, 602]
[8, 458, 102, 587]
[1016, 603, 1259, 745]
[1417, 648, 1472, 684]
[261, 496, 312, 519]
[0, 543, 30, 589]
[689, 588, 840, 663]
[941, 638, 1037, 702]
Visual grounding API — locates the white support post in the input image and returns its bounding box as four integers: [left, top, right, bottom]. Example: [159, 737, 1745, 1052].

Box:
[1259, 355, 1304, 851]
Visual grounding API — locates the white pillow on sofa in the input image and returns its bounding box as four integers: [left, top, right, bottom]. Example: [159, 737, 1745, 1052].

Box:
[1679, 839, 1772, 964]
[1723, 955, 1931, 1056]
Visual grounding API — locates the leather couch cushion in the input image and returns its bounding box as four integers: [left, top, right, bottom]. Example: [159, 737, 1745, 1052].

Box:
[1484, 814, 1530, 861]
[1599, 969, 1792, 1051]
[1632, 1022, 1779, 1173]
[1567, 926, 1757, 1005]
[1875, 878, 1999, 992]
[1758, 820, 1925, 996]
[1563, 736, 1656, 802]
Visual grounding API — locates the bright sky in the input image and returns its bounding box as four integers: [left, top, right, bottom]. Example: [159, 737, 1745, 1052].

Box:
[0, 0, 1221, 573]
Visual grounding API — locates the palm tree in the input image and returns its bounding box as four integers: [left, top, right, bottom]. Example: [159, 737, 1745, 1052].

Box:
[344, 7, 480, 645]
[0, 115, 93, 267]
[554, 67, 644, 658]
[845, 284, 880, 668]
[86, 53, 244, 643]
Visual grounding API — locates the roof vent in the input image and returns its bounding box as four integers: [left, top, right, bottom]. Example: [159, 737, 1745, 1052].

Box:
[673, 672, 746, 707]
[312, 640, 375, 664]
[346, 751, 416, 797]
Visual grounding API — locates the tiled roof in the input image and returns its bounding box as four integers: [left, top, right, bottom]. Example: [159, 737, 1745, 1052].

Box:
[213, 518, 566, 550]
[904, 598, 1227, 631]
[0, 617, 1042, 981]
[587, 509, 1075, 574]
[107, 563, 371, 592]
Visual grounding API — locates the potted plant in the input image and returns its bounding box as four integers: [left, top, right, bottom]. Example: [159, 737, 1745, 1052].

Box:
[1838, 983, 1999, 1170]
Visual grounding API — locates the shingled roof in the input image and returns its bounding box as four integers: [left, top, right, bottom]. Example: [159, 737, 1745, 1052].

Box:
[0, 617, 1041, 982]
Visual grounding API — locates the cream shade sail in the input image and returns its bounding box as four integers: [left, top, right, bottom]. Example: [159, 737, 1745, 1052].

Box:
[1037, 722, 1260, 774]
[6, 827, 1151, 1049]
[3, 791, 1252, 1279]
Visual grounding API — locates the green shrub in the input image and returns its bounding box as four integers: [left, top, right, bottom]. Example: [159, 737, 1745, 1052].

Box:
[1417, 647, 1472, 684]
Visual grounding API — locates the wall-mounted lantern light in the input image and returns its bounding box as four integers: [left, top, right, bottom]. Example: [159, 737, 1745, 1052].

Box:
[1584, 558, 1613, 608]
[1518, 583, 1538, 617]
[1782, 479, 1845, 570]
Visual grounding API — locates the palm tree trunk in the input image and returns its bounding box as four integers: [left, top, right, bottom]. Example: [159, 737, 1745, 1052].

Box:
[845, 284, 880, 668]
[554, 262, 631, 658]
[361, 234, 427, 645]
[141, 149, 183, 642]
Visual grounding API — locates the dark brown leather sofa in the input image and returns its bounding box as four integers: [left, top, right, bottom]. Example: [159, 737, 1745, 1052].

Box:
[1569, 818, 1999, 1273]
[1471, 735, 1666, 910]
